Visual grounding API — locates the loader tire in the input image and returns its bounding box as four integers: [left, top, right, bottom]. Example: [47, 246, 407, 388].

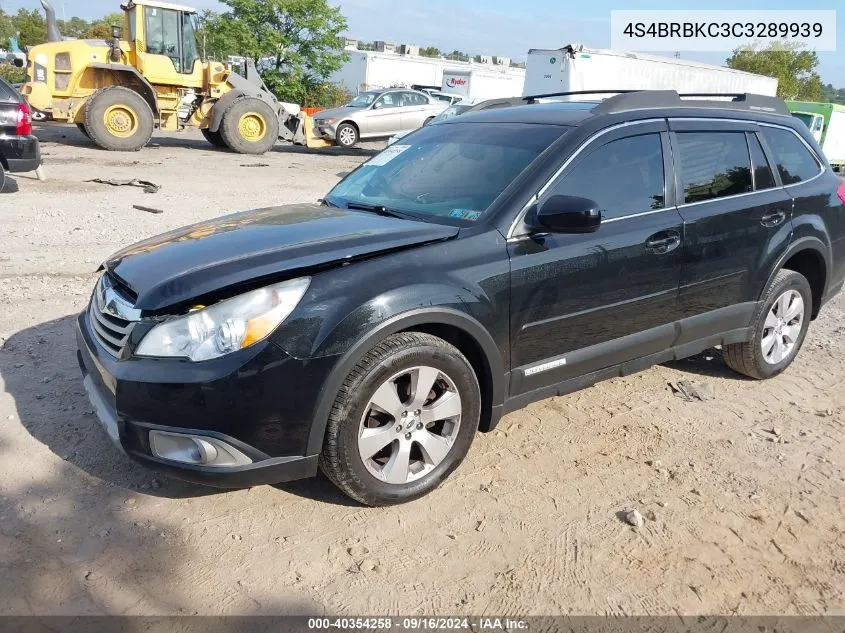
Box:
[84, 86, 154, 152]
[219, 98, 279, 155]
[201, 128, 226, 148]
[76, 123, 90, 139]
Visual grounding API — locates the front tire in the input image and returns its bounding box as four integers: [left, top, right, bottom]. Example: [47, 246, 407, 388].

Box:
[76, 122, 90, 139]
[319, 332, 480, 506]
[83, 86, 154, 152]
[723, 269, 812, 379]
[219, 97, 279, 155]
[335, 122, 358, 148]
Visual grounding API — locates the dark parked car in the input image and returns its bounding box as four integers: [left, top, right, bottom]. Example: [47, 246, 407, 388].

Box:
[76, 91, 845, 506]
[0, 75, 40, 190]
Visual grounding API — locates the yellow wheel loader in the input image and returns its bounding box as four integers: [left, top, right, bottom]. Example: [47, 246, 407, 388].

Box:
[19, 0, 328, 153]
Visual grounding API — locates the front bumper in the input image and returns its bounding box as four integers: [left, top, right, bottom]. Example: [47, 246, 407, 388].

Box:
[75, 310, 333, 488]
[0, 133, 41, 172]
[313, 122, 337, 140]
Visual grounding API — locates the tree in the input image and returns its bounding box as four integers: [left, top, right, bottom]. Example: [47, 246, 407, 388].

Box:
[57, 16, 91, 38]
[726, 42, 823, 100]
[11, 8, 47, 48]
[219, 0, 348, 79]
[420, 46, 441, 58]
[445, 50, 469, 62]
[85, 23, 112, 39]
[0, 9, 16, 50]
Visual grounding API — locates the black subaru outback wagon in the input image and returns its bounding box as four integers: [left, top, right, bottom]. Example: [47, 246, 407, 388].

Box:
[77, 91, 845, 506]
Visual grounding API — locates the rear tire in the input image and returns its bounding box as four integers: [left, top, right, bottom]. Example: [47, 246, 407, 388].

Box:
[723, 269, 812, 379]
[76, 122, 90, 139]
[201, 128, 226, 148]
[335, 122, 358, 148]
[219, 98, 279, 155]
[0, 163, 6, 193]
[83, 86, 154, 152]
[319, 332, 480, 506]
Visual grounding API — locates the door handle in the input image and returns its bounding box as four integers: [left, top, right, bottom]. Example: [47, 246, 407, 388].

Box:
[645, 232, 681, 254]
[761, 210, 787, 227]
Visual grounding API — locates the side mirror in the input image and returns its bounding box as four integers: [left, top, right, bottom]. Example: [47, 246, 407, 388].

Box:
[534, 195, 601, 233]
[12, 58, 24, 68]
[111, 25, 123, 39]
[373, 101, 385, 110]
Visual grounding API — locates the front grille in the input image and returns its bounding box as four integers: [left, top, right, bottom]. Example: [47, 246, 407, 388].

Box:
[88, 274, 140, 357]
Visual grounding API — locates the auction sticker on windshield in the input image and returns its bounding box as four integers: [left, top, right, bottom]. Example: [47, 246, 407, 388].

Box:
[368, 144, 411, 166]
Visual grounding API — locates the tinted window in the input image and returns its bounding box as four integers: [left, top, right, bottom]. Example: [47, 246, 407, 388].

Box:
[760, 126, 821, 185]
[747, 133, 776, 190]
[326, 123, 566, 224]
[547, 133, 665, 220]
[676, 132, 751, 204]
[145, 7, 181, 70]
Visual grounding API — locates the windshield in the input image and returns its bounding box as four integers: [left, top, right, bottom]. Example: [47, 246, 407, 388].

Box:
[326, 122, 567, 224]
[791, 112, 815, 128]
[348, 92, 380, 107]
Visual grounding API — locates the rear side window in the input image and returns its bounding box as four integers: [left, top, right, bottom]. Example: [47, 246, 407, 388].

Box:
[747, 133, 776, 190]
[547, 133, 665, 220]
[676, 132, 752, 204]
[760, 126, 822, 185]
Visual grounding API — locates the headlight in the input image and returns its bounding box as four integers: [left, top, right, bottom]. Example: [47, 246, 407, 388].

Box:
[136, 278, 310, 361]
[317, 117, 336, 125]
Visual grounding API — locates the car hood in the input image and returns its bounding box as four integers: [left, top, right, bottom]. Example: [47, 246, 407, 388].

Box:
[314, 105, 368, 120]
[104, 203, 459, 311]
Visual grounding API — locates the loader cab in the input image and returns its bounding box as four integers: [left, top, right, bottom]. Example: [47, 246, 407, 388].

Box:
[124, 0, 203, 87]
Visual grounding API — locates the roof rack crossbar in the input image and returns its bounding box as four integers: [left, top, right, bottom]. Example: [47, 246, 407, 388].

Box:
[522, 89, 637, 102]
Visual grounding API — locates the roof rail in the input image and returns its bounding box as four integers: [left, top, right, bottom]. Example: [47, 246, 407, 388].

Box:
[590, 91, 790, 115]
[470, 96, 526, 111]
[522, 89, 637, 103]
[520, 89, 789, 116]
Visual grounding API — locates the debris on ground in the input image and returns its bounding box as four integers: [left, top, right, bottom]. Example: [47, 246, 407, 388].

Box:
[622, 508, 644, 527]
[669, 380, 715, 402]
[86, 178, 161, 193]
[240, 163, 270, 168]
[132, 204, 164, 215]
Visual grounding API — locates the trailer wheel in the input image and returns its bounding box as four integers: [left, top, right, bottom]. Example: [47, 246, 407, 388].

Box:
[201, 128, 226, 148]
[84, 86, 154, 152]
[219, 98, 279, 155]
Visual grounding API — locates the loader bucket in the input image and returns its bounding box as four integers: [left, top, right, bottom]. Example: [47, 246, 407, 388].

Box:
[302, 114, 332, 149]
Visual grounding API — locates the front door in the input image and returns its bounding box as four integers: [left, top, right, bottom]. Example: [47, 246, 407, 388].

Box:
[366, 93, 403, 136]
[508, 121, 684, 395]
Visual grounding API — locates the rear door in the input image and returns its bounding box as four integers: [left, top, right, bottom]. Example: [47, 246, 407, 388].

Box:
[0, 78, 22, 137]
[508, 120, 684, 394]
[399, 92, 430, 131]
[670, 119, 793, 324]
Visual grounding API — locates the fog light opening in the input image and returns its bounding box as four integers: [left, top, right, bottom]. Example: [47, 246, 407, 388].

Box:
[149, 431, 253, 467]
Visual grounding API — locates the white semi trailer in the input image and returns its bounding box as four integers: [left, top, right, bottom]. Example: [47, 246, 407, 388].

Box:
[524, 45, 778, 98]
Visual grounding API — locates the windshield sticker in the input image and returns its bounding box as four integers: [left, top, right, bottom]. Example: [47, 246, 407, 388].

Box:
[367, 144, 411, 166]
[449, 209, 482, 221]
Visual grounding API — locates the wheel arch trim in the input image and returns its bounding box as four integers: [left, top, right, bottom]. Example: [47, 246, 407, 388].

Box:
[305, 307, 506, 456]
[762, 236, 830, 314]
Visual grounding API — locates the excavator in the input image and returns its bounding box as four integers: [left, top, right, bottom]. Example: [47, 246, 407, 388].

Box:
[18, 0, 328, 153]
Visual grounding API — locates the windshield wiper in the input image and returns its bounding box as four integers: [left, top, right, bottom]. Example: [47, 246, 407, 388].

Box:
[345, 201, 413, 220]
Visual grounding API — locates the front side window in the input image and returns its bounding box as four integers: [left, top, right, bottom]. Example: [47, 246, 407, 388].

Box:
[326, 122, 567, 224]
[375, 93, 400, 109]
[760, 126, 822, 185]
[676, 132, 752, 204]
[546, 133, 665, 220]
[182, 13, 200, 71]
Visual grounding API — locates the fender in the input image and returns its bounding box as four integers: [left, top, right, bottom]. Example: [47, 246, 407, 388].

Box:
[305, 307, 507, 456]
[85, 64, 159, 115]
[207, 90, 246, 133]
[760, 235, 831, 309]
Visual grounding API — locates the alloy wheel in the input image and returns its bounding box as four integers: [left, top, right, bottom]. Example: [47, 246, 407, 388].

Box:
[357, 366, 462, 484]
[761, 289, 804, 364]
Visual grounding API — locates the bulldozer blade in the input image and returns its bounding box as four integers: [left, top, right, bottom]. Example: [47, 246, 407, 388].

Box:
[302, 114, 332, 149]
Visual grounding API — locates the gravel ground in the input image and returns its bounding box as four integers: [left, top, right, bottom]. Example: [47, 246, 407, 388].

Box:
[0, 124, 843, 616]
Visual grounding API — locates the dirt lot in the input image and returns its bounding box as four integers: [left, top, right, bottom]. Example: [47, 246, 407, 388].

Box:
[1, 125, 843, 617]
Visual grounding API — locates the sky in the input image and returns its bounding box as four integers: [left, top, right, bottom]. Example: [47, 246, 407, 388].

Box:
[2, 0, 843, 85]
